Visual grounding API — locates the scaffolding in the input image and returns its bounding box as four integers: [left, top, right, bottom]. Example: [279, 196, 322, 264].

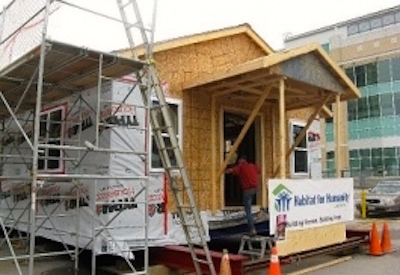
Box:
[0, 1, 155, 274]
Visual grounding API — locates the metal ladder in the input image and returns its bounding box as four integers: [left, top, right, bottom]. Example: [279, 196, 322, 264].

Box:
[115, 1, 217, 274]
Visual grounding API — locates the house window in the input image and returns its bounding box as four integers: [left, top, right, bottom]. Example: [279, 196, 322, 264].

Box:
[38, 106, 65, 171]
[290, 121, 308, 176]
[150, 98, 182, 170]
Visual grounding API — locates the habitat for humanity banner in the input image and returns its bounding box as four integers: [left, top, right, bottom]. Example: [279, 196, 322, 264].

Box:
[268, 179, 354, 236]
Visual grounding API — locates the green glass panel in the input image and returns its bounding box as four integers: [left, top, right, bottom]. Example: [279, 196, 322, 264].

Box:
[377, 82, 392, 94]
[345, 67, 355, 83]
[360, 87, 369, 97]
[321, 43, 330, 54]
[360, 149, 370, 157]
[349, 150, 359, 158]
[372, 157, 383, 167]
[350, 159, 360, 169]
[361, 158, 371, 169]
[366, 63, 378, 85]
[372, 148, 382, 158]
[392, 58, 400, 81]
[378, 59, 391, 83]
[368, 84, 379, 96]
[350, 130, 358, 140]
[347, 100, 358, 121]
[394, 93, 400, 115]
[381, 93, 394, 116]
[368, 95, 380, 118]
[327, 151, 335, 159]
[393, 81, 400, 91]
[355, 65, 366, 87]
[383, 147, 396, 158]
[383, 126, 395, 136]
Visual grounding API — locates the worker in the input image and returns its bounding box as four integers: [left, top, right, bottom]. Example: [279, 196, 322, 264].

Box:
[226, 155, 260, 236]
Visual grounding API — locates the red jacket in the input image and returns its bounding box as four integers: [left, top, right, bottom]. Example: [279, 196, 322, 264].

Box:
[231, 162, 261, 190]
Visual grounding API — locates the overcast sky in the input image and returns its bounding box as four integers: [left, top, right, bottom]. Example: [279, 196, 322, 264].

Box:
[1, 0, 399, 51]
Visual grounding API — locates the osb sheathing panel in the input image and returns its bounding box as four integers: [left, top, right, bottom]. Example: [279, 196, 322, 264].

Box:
[153, 33, 267, 99]
[157, 33, 267, 211]
[277, 223, 346, 256]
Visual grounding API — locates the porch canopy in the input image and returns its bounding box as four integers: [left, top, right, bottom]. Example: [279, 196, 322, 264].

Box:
[183, 43, 360, 212]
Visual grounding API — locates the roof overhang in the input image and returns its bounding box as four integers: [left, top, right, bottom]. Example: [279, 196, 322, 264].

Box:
[183, 43, 360, 110]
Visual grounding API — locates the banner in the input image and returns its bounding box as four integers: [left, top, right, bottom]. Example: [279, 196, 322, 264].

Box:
[268, 179, 354, 240]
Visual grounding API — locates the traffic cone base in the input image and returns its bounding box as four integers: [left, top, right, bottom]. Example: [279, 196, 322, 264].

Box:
[268, 246, 281, 275]
[381, 221, 392, 254]
[369, 222, 383, 256]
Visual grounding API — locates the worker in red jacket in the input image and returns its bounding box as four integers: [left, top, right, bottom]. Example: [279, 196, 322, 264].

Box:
[226, 155, 260, 236]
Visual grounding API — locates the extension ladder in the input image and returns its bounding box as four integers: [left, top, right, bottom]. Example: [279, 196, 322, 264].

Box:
[116, 1, 217, 274]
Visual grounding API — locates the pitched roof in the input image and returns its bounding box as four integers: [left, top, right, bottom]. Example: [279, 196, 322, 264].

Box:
[185, 43, 361, 101]
[124, 23, 274, 56]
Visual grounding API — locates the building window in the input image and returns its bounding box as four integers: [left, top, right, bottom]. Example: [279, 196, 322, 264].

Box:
[348, 24, 359, 36]
[370, 17, 382, 29]
[355, 65, 366, 87]
[38, 106, 65, 171]
[321, 43, 330, 54]
[381, 93, 394, 117]
[150, 99, 182, 170]
[392, 58, 400, 81]
[290, 121, 308, 176]
[348, 100, 358, 121]
[368, 95, 380, 118]
[394, 93, 400, 115]
[358, 21, 370, 33]
[345, 67, 355, 83]
[382, 14, 395, 26]
[357, 97, 368, 119]
[366, 63, 378, 85]
[378, 59, 391, 83]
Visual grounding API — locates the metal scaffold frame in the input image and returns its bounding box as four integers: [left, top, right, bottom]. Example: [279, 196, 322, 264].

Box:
[0, 1, 157, 274]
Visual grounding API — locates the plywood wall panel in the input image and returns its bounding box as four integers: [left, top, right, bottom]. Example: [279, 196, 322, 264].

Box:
[277, 223, 346, 256]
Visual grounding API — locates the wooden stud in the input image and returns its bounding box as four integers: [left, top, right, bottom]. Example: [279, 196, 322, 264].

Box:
[261, 115, 267, 208]
[216, 85, 272, 180]
[279, 79, 286, 179]
[211, 95, 217, 214]
[272, 93, 333, 178]
[335, 94, 342, 178]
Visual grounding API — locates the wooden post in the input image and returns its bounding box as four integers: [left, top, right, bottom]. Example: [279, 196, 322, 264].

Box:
[335, 94, 342, 178]
[216, 86, 272, 181]
[279, 79, 286, 179]
[261, 115, 267, 208]
[272, 94, 332, 178]
[211, 95, 217, 213]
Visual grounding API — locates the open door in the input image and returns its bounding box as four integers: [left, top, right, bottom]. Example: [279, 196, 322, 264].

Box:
[223, 111, 260, 207]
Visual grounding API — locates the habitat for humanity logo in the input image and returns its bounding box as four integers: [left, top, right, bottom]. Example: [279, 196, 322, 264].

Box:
[273, 184, 293, 212]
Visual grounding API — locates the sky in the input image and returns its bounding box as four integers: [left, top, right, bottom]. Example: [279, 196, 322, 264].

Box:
[1, 0, 400, 52]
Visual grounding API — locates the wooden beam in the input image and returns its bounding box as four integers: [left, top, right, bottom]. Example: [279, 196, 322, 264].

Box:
[279, 79, 286, 179]
[273, 93, 332, 178]
[211, 95, 217, 213]
[335, 94, 342, 178]
[216, 85, 272, 180]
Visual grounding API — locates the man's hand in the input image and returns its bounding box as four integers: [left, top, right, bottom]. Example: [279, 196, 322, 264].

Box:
[225, 168, 233, 174]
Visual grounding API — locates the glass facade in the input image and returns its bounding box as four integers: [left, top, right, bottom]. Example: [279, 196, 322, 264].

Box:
[325, 55, 400, 177]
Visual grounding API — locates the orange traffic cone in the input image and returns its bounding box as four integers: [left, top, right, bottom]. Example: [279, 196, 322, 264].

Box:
[369, 222, 383, 256]
[219, 249, 232, 275]
[381, 221, 392, 253]
[268, 246, 281, 275]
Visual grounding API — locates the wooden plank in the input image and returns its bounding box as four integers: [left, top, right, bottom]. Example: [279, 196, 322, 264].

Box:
[216, 85, 272, 180]
[260, 115, 267, 208]
[335, 94, 342, 178]
[279, 79, 286, 179]
[211, 95, 217, 213]
[272, 94, 332, 178]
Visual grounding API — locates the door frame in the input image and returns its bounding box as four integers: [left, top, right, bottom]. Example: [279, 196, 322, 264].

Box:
[219, 105, 265, 209]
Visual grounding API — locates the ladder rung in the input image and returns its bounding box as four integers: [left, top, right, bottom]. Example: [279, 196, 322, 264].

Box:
[194, 258, 210, 265]
[240, 250, 263, 256]
[182, 222, 198, 227]
[178, 205, 193, 209]
[152, 125, 171, 131]
[166, 166, 181, 170]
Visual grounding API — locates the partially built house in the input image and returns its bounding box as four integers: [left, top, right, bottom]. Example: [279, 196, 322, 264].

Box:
[0, 1, 361, 274]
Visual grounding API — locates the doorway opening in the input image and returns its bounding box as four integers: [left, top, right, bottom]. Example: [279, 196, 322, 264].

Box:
[223, 111, 260, 207]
